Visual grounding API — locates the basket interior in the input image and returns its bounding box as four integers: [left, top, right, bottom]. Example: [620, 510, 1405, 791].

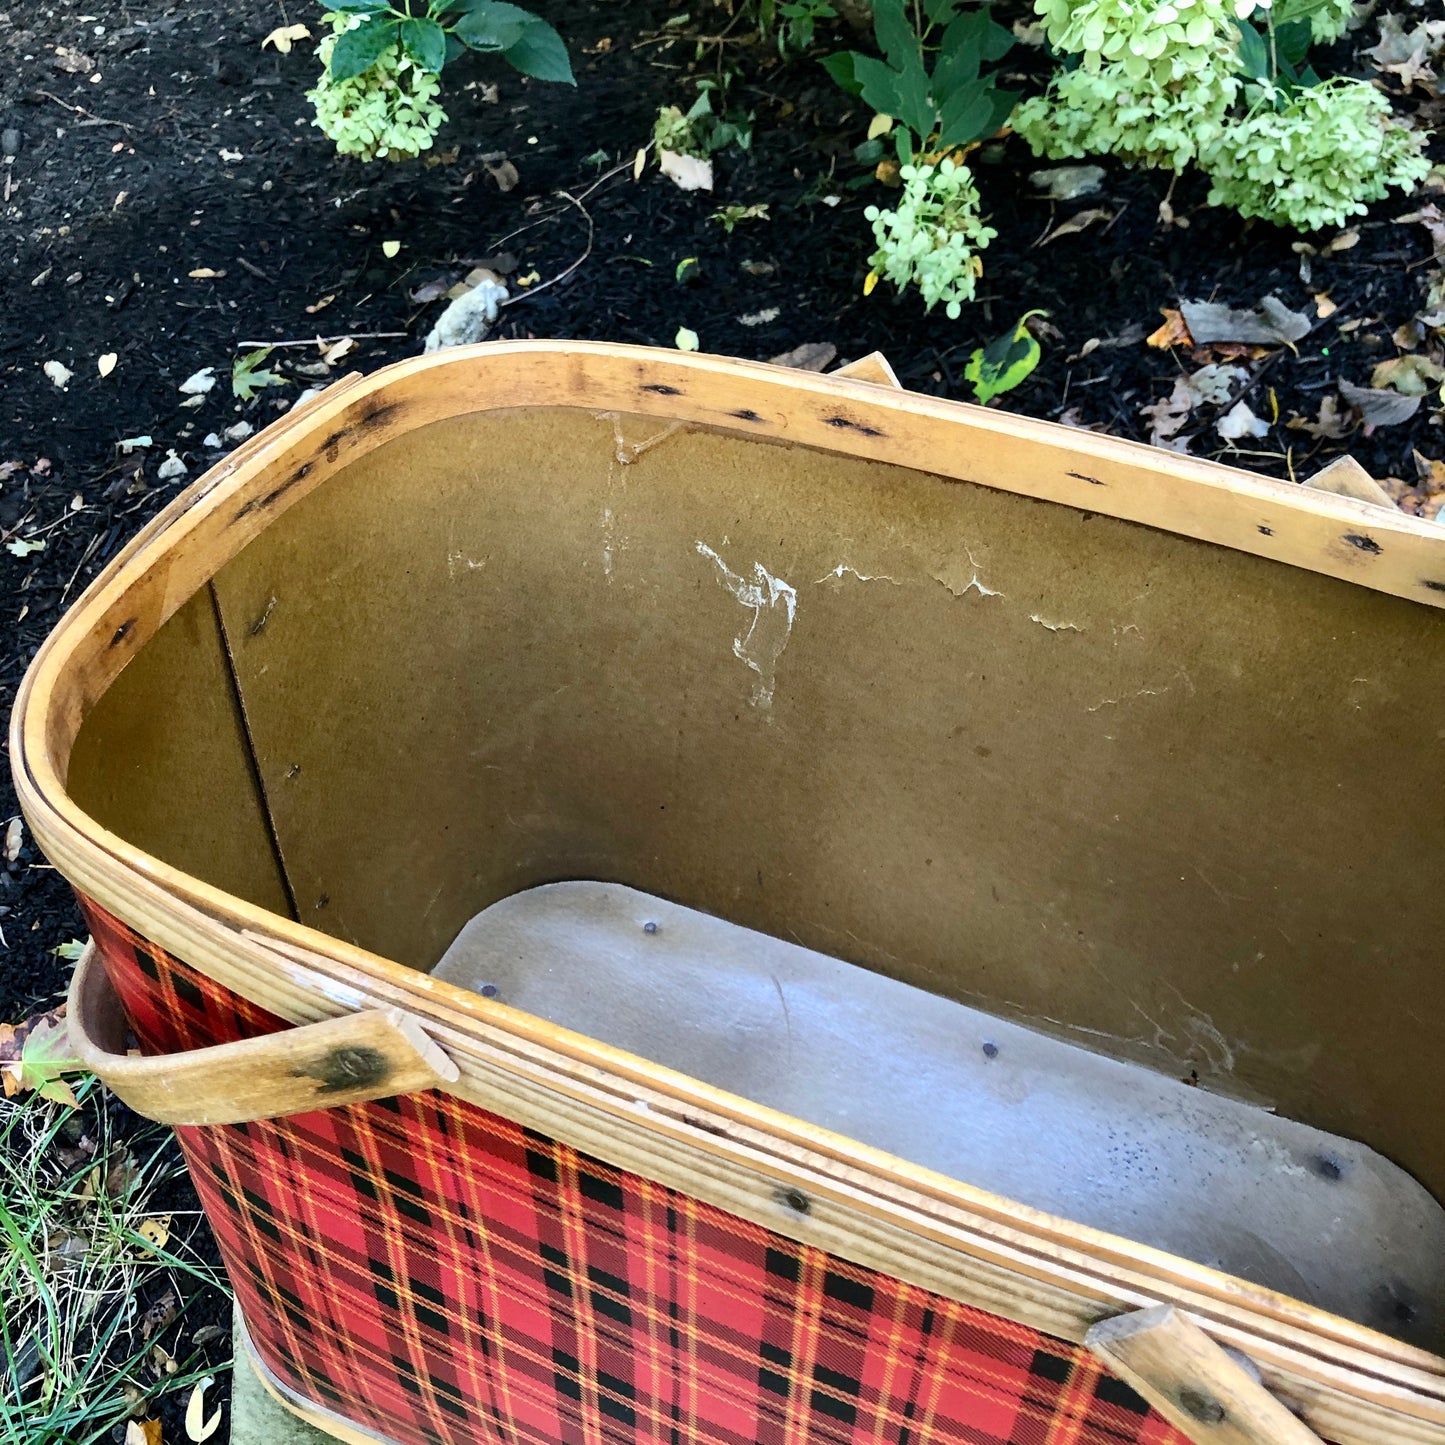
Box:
[66, 405, 1445, 1241]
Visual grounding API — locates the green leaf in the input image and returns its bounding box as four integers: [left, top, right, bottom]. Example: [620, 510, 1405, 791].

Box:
[1275, 18, 1312, 69]
[923, 0, 959, 26]
[892, 52, 935, 138]
[504, 17, 575, 83]
[232, 348, 287, 401]
[935, 78, 994, 150]
[453, 1, 532, 52]
[400, 16, 447, 71]
[820, 49, 864, 95]
[965, 311, 1047, 406]
[329, 0, 390, 12]
[1234, 20, 1270, 84]
[872, 0, 918, 71]
[329, 17, 400, 80]
[853, 53, 905, 119]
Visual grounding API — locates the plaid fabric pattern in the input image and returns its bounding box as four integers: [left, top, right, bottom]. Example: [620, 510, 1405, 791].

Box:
[81, 898, 1197, 1445]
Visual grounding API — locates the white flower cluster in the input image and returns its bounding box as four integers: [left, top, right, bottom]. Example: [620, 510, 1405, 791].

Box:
[308, 14, 448, 162]
[1018, 0, 1429, 228]
[1203, 78, 1431, 230]
[864, 159, 998, 320]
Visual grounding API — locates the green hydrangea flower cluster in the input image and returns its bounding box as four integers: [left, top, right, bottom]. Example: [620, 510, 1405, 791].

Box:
[1018, 0, 1432, 230]
[864, 159, 998, 320]
[309, 14, 447, 162]
[1280, 0, 1354, 43]
[1017, 0, 1241, 168]
[1202, 78, 1432, 230]
[1032, 0, 1241, 82]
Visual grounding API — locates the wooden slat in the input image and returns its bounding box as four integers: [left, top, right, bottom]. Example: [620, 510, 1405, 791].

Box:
[1087, 1306, 1325, 1445]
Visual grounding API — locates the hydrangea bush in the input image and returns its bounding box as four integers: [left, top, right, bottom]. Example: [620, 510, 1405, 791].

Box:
[864, 158, 998, 319]
[1202, 77, 1432, 230]
[1017, 0, 1432, 231]
[308, 0, 572, 162]
[310, 13, 447, 160]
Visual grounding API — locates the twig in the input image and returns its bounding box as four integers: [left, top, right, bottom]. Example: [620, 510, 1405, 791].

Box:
[235, 255, 274, 282]
[500, 192, 594, 308]
[234, 331, 408, 348]
[36, 91, 135, 131]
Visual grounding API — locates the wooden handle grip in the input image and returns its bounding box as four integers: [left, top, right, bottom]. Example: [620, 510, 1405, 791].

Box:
[1085, 1306, 1325, 1445]
[67, 943, 459, 1126]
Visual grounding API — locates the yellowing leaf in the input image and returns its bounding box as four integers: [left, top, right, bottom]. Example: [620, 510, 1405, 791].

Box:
[138, 1214, 172, 1255]
[381, 240, 401, 259]
[862, 271, 879, 297]
[866, 112, 894, 140]
[632, 146, 647, 181]
[97, 352, 118, 378]
[186, 1377, 222, 1442]
[1147, 309, 1193, 349]
[188, 268, 223, 279]
[674, 327, 700, 352]
[262, 23, 312, 54]
[125, 1420, 162, 1445]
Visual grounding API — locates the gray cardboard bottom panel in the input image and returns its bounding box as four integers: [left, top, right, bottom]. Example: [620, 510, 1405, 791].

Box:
[435, 881, 1445, 1351]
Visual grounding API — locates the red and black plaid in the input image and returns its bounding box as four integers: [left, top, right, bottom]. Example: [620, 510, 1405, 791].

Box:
[82, 899, 1195, 1445]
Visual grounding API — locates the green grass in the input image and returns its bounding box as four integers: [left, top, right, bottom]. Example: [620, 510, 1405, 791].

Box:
[0, 1075, 231, 1444]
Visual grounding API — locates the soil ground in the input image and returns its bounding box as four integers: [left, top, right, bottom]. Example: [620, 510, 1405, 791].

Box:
[1, 2, 1443, 1439]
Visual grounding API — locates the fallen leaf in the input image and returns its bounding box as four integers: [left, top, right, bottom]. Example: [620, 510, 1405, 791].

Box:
[186, 1376, 222, 1442]
[124, 1420, 162, 1445]
[1180, 297, 1309, 346]
[191, 1324, 229, 1348]
[1340, 379, 1422, 428]
[1287, 395, 1352, 439]
[178, 367, 216, 396]
[187, 268, 223, 279]
[262, 22, 311, 54]
[1147, 309, 1194, 349]
[305, 294, 335, 314]
[674, 327, 700, 352]
[1313, 293, 1337, 320]
[1371, 354, 1445, 396]
[1041, 207, 1112, 244]
[118, 435, 153, 453]
[137, 1215, 172, 1255]
[3, 816, 21, 862]
[768, 342, 837, 372]
[157, 451, 188, 482]
[1324, 228, 1360, 255]
[52, 45, 94, 72]
[381, 240, 402, 258]
[1366, 14, 1444, 91]
[632, 146, 647, 181]
[43, 360, 72, 389]
[867, 112, 894, 141]
[321, 337, 356, 365]
[659, 150, 713, 192]
[96, 352, 118, 378]
[1216, 399, 1270, 441]
[5, 537, 46, 557]
[141, 1290, 178, 1342]
[738, 308, 780, 326]
[1029, 165, 1106, 201]
[482, 157, 519, 192]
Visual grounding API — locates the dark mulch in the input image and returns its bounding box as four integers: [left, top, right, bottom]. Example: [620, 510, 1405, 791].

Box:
[0, 2, 1441, 1436]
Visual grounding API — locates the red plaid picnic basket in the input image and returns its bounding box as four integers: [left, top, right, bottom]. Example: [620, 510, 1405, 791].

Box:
[14, 345, 1445, 1445]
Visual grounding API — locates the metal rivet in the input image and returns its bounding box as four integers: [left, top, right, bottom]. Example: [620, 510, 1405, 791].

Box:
[479, 983, 498, 998]
[780, 1187, 810, 1214]
[643, 921, 658, 934]
[982, 1041, 999, 1059]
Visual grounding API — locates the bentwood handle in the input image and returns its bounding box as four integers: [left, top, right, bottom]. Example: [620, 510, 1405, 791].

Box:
[67, 943, 459, 1126]
[1085, 1307, 1324, 1445]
